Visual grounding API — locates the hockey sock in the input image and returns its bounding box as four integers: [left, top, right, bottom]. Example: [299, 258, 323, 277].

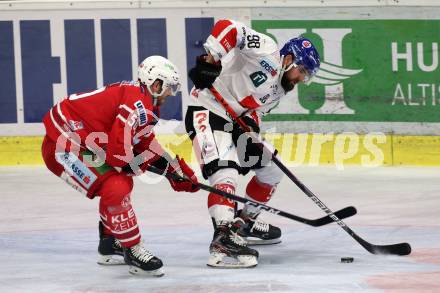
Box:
[243, 176, 277, 218]
[100, 197, 141, 248]
[97, 175, 140, 248]
[208, 183, 236, 226]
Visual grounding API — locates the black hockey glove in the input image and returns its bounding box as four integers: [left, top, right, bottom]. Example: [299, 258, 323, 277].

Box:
[237, 115, 260, 134]
[188, 55, 222, 89]
[121, 150, 169, 176]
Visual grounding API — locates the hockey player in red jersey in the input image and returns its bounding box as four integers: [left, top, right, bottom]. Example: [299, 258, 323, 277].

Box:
[41, 56, 199, 277]
[186, 19, 320, 268]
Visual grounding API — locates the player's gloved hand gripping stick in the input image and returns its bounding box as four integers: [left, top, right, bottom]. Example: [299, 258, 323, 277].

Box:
[209, 86, 411, 256]
[123, 153, 199, 193]
[166, 155, 200, 192]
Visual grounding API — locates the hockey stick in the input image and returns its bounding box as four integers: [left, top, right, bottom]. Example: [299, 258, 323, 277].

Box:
[209, 87, 411, 256]
[146, 165, 356, 227]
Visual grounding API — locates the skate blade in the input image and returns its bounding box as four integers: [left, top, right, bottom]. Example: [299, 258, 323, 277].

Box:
[97, 254, 125, 265]
[128, 266, 165, 277]
[245, 237, 282, 246]
[207, 252, 258, 268]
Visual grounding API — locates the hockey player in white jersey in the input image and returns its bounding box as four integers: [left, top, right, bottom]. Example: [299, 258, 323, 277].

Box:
[185, 19, 320, 268]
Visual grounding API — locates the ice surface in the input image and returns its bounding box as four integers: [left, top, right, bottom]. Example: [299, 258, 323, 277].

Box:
[0, 165, 439, 292]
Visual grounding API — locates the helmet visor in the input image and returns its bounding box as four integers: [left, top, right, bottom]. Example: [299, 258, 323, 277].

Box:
[292, 63, 313, 85]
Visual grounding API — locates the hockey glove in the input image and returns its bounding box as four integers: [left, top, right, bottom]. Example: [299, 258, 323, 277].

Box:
[121, 154, 148, 176]
[237, 115, 260, 134]
[166, 156, 200, 193]
[188, 55, 222, 89]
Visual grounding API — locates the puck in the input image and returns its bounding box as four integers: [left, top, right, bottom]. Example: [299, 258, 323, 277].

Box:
[340, 257, 354, 263]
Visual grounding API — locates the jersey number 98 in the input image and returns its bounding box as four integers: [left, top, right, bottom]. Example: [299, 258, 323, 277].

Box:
[247, 35, 260, 49]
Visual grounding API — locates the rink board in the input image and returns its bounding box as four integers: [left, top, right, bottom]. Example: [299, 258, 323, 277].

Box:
[0, 5, 440, 137]
[1, 134, 440, 166]
[0, 4, 439, 166]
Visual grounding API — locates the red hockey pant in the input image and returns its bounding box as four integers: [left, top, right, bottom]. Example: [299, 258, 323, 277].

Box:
[41, 135, 141, 247]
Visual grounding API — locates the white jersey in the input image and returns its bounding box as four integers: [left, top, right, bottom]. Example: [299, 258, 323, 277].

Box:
[188, 19, 285, 124]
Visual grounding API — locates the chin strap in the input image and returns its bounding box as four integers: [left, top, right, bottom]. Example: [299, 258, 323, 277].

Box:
[142, 82, 162, 106]
[151, 96, 158, 106]
[278, 55, 286, 83]
[278, 54, 295, 83]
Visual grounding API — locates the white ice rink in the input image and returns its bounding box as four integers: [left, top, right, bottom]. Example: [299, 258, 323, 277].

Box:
[1, 165, 439, 292]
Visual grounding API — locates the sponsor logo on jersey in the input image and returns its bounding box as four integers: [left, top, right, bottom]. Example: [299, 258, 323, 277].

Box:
[60, 172, 88, 195]
[68, 120, 84, 131]
[221, 37, 232, 51]
[55, 152, 97, 189]
[134, 101, 147, 126]
[249, 71, 268, 88]
[260, 60, 277, 77]
[270, 84, 279, 95]
[239, 27, 246, 50]
[259, 94, 270, 103]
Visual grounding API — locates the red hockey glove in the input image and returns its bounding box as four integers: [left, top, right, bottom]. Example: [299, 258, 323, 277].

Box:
[167, 156, 200, 193]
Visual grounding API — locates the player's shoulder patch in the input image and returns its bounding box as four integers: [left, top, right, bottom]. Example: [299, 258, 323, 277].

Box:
[134, 100, 147, 126]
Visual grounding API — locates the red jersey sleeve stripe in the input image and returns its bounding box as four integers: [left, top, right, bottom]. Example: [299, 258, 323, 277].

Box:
[239, 95, 260, 110]
[211, 19, 233, 38]
[118, 104, 134, 120]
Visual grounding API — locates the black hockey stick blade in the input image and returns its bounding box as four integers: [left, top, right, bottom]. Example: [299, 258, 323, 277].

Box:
[372, 242, 412, 256]
[309, 206, 357, 227]
[355, 234, 412, 256]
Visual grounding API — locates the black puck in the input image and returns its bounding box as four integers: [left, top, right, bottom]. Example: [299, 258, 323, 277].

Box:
[341, 257, 354, 263]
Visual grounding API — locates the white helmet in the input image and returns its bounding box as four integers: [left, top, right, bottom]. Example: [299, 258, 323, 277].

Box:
[138, 55, 181, 98]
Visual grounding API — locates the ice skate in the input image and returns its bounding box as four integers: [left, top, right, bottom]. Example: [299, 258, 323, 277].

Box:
[124, 243, 164, 277]
[238, 210, 282, 245]
[97, 221, 125, 265]
[207, 218, 259, 268]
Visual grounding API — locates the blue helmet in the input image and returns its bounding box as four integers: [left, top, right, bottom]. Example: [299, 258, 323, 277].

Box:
[280, 37, 320, 78]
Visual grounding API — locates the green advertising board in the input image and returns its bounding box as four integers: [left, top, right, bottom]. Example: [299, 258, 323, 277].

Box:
[252, 20, 440, 122]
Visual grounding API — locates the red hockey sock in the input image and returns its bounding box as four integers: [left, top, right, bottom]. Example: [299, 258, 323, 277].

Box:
[208, 183, 236, 224]
[246, 176, 276, 203]
[208, 183, 236, 208]
[100, 196, 141, 247]
[98, 175, 140, 247]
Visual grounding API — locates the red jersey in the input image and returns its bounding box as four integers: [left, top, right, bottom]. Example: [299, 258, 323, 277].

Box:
[43, 81, 165, 168]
